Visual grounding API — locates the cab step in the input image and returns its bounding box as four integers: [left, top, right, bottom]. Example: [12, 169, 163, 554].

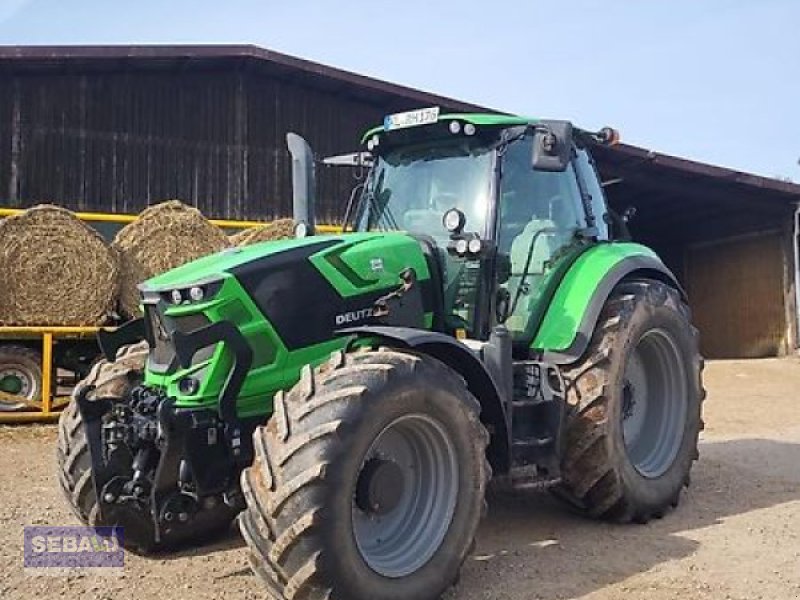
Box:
[509, 359, 567, 483]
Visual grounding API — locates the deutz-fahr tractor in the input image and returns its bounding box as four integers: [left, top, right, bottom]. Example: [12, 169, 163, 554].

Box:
[57, 108, 703, 600]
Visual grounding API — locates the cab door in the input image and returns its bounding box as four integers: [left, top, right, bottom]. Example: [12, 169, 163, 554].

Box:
[495, 137, 597, 352]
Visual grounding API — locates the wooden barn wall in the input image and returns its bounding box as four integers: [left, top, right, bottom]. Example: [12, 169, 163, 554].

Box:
[685, 231, 790, 358]
[0, 67, 415, 223]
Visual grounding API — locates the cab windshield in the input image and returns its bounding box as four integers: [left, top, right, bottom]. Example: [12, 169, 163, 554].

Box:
[354, 138, 494, 242]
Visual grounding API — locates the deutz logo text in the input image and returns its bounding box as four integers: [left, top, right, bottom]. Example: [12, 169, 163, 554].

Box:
[335, 308, 374, 326]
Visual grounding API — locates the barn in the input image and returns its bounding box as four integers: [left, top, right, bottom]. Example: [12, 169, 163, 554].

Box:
[1, 44, 798, 359]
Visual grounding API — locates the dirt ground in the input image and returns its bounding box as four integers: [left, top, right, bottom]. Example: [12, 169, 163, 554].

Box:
[1, 358, 799, 600]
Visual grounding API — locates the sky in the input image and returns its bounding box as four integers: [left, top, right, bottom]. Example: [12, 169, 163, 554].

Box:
[0, 0, 798, 180]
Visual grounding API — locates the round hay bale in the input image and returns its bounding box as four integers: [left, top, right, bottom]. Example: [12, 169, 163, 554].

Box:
[0, 205, 119, 326]
[113, 200, 229, 318]
[233, 218, 295, 246]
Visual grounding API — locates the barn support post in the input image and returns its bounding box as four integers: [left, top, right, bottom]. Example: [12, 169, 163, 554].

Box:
[789, 204, 800, 354]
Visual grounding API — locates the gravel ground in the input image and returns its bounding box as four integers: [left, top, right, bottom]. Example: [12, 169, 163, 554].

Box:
[1, 358, 799, 600]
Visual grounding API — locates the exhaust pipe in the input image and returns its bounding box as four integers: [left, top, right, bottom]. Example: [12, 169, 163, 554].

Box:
[286, 133, 316, 236]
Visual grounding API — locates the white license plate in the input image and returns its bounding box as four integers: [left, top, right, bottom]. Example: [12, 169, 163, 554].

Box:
[383, 107, 440, 131]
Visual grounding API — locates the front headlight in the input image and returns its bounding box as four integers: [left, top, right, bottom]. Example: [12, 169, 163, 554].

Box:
[161, 280, 222, 306]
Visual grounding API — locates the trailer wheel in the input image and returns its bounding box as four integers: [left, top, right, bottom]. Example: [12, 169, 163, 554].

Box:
[556, 279, 704, 522]
[239, 348, 490, 600]
[0, 344, 42, 411]
[56, 342, 149, 528]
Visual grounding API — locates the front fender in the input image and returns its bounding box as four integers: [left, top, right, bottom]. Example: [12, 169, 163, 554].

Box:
[339, 325, 511, 473]
[533, 242, 683, 364]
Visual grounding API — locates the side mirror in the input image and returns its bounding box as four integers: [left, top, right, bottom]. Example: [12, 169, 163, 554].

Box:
[322, 152, 373, 167]
[532, 120, 573, 172]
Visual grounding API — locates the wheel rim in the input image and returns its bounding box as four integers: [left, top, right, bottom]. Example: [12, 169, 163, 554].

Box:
[352, 413, 459, 578]
[621, 329, 688, 478]
[0, 365, 38, 400]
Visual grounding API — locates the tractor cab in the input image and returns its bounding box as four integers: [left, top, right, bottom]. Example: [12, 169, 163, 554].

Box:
[345, 109, 617, 355]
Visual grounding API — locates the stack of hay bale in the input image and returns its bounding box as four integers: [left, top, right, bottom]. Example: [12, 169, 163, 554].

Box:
[0, 200, 298, 325]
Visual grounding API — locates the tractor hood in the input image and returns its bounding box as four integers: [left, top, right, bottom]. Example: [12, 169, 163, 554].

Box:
[142, 233, 349, 291]
[138, 229, 435, 413]
[139, 230, 434, 338]
[141, 230, 433, 294]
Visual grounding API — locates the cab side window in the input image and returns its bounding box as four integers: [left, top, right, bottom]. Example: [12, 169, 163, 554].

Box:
[497, 136, 585, 340]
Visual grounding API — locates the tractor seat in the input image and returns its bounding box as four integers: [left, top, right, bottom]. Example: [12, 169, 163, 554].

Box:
[504, 218, 561, 337]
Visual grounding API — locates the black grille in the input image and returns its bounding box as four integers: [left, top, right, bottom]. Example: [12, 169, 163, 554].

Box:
[146, 305, 175, 370]
[145, 305, 213, 374]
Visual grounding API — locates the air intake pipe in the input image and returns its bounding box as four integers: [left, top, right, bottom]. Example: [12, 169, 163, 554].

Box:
[286, 132, 316, 236]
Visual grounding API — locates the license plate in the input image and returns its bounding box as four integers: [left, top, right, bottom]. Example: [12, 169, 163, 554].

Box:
[383, 107, 440, 131]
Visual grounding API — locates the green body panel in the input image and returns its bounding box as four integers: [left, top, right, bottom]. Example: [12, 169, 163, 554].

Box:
[531, 242, 659, 352]
[142, 231, 433, 418]
[308, 233, 430, 298]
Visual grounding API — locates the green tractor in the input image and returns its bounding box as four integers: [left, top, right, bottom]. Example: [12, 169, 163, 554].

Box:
[57, 108, 703, 600]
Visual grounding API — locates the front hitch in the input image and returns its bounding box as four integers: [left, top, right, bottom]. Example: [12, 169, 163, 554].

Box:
[75, 319, 254, 549]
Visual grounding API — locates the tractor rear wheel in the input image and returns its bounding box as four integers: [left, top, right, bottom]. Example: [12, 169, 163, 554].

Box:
[239, 348, 489, 600]
[556, 279, 704, 522]
[56, 342, 149, 530]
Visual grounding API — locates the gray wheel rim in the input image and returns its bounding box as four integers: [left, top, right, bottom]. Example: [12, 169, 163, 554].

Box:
[621, 328, 688, 478]
[0, 362, 39, 409]
[352, 413, 459, 578]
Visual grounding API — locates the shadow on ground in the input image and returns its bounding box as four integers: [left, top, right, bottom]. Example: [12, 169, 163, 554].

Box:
[446, 437, 800, 599]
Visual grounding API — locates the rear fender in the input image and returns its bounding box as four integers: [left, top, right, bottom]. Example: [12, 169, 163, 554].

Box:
[533, 243, 684, 364]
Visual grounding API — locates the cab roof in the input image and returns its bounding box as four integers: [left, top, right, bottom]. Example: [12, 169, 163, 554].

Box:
[360, 112, 537, 145]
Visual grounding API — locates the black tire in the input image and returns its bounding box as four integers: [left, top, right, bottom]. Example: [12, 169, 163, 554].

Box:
[556, 279, 704, 522]
[0, 344, 42, 410]
[239, 348, 490, 600]
[56, 343, 148, 531]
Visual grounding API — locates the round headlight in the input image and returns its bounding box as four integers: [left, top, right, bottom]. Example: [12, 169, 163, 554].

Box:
[468, 238, 482, 254]
[464, 123, 476, 136]
[455, 239, 468, 255]
[442, 208, 466, 234]
[178, 377, 200, 396]
[189, 286, 204, 302]
[170, 289, 183, 305]
[449, 120, 461, 134]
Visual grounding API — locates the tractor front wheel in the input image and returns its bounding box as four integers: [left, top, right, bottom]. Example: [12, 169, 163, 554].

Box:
[557, 279, 704, 522]
[239, 348, 489, 600]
